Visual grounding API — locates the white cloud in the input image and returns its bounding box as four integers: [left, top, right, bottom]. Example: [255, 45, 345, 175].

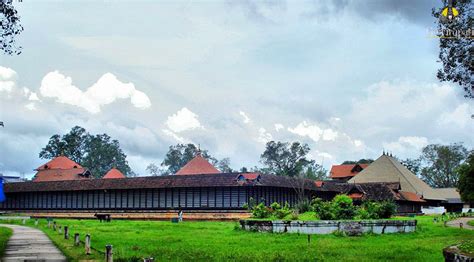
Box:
[257, 127, 273, 144]
[384, 136, 429, 155]
[39, 71, 151, 114]
[274, 123, 284, 132]
[438, 103, 472, 129]
[162, 129, 188, 143]
[165, 107, 202, 133]
[25, 102, 36, 111]
[0, 66, 17, 93]
[322, 128, 338, 141]
[239, 111, 251, 124]
[288, 121, 323, 142]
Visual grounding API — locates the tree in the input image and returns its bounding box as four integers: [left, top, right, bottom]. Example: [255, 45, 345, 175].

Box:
[419, 143, 470, 188]
[1, 0, 23, 55]
[146, 163, 163, 176]
[457, 153, 474, 203]
[341, 159, 374, 165]
[39, 126, 132, 178]
[303, 162, 328, 180]
[260, 141, 315, 177]
[159, 144, 231, 175]
[432, 0, 473, 97]
[81, 134, 131, 178]
[401, 158, 422, 176]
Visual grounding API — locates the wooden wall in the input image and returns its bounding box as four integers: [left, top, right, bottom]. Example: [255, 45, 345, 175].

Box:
[0, 186, 303, 211]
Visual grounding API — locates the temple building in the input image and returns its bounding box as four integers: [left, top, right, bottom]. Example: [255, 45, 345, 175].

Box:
[33, 156, 91, 182]
[329, 163, 368, 181]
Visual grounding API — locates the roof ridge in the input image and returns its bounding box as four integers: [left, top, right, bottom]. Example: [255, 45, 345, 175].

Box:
[385, 156, 420, 195]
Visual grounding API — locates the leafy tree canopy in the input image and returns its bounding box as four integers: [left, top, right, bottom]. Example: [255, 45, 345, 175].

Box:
[457, 153, 474, 203]
[432, 0, 473, 97]
[341, 159, 374, 165]
[260, 141, 326, 178]
[147, 144, 233, 176]
[1, 0, 23, 55]
[39, 126, 131, 178]
[420, 143, 470, 188]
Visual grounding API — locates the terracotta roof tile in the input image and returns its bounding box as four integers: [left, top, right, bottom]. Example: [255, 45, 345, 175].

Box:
[175, 155, 220, 175]
[103, 168, 126, 179]
[329, 164, 368, 179]
[36, 156, 82, 170]
[33, 168, 91, 182]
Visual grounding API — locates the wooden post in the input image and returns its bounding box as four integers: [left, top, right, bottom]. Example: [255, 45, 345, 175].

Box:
[47, 221, 51, 228]
[85, 234, 91, 255]
[64, 226, 69, 239]
[34, 219, 38, 226]
[444, 221, 447, 227]
[460, 222, 464, 229]
[74, 233, 80, 246]
[58, 226, 62, 234]
[53, 222, 57, 231]
[105, 244, 113, 262]
[307, 235, 311, 244]
[22, 219, 26, 225]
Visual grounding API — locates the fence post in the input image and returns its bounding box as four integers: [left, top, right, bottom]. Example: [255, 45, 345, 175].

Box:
[85, 234, 91, 255]
[64, 226, 69, 239]
[34, 219, 38, 226]
[105, 244, 113, 262]
[74, 233, 80, 246]
[58, 226, 62, 234]
[307, 235, 311, 244]
[53, 221, 57, 231]
[47, 220, 51, 228]
[460, 222, 464, 229]
[22, 219, 26, 225]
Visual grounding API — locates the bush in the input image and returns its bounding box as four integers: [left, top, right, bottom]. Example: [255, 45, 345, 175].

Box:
[378, 201, 397, 218]
[295, 199, 312, 213]
[310, 197, 324, 213]
[290, 210, 299, 220]
[251, 203, 272, 218]
[332, 194, 356, 220]
[317, 201, 336, 220]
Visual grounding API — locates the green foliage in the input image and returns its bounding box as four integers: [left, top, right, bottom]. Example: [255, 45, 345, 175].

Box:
[317, 201, 337, 220]
[341, 159, 374, 165]
[273, 202, 292, 219]
[420, 143, 470, 188]
[332, 194, 356, 220]
[458, 153, 474, 203]
[290, 210, 299, 220]
[377, 201, 397, 219]
[0, 227, 12, 256]
[357, 201, 397, 219]
[0, 1, 23, 55]
[251, 203, 272, 219]
[156, 144, 232, 175]
[39, 126, 131, 178]
[260, 141, 323, 177]
[294, 199, 312, 213]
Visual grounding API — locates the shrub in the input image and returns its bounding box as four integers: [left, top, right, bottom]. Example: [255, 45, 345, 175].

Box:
[317, 201, 336, 220]
[273, 202, 291, 219]
[310, 197, 324, 213]
[332, 194, 356, 220]
[295, 199, 312, 213]
[251, 203, 272, 218]
[378, 201, 397, 218]
[290, 210, 299, 220]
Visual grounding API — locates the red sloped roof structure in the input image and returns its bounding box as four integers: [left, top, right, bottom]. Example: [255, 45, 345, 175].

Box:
[329, 164, 368, 179]
[33, 168, 91, 182]
[175, 155, 221, 175]
[36, 156, 83, 170]
[103, 168, 126, 179]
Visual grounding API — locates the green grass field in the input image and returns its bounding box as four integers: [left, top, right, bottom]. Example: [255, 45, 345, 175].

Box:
[468, 220, 474, 227]
[1, 216, 473, 261]
[0, 227, 12, 257]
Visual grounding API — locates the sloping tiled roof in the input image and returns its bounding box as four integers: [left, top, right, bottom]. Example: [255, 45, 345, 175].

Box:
[103, 168, 126, 179]
[36, 156, 83, 170]
[330, 164, 368, 179]
[398, 191, 426, 202]
[434, 188, 462, 203]
[33, 168, 91, 182]
[348, 155, 444, 201]
[5, 173, 323, 193]
[175, 155, 221, 175]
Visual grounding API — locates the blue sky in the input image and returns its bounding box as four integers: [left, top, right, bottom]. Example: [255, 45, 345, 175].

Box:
[1, 0, 473, 178]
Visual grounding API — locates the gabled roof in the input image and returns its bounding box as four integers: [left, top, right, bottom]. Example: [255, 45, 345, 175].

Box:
[330, 164, 368, 179]
[348, 155, 444, 201]
[36, 156, 82, 170]
[175, 155, 221, 175]
[33, 168, 91, 182]
[103, 168, 126, 179]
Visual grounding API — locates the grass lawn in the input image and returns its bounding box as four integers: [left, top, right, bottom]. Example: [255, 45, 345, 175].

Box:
[468, 220, 474, 227]
[0, 227, 12, 257]
[1, 216, 473, 261]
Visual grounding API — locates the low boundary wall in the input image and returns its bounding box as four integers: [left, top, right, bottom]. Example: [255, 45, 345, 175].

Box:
[240, 220, 417, 235]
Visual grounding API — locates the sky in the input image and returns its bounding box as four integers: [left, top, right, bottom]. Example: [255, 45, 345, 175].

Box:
[1, 0, 473, 179]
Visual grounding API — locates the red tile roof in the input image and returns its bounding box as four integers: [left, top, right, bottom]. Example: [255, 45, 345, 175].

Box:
[315, 181, 324, 187]
[33, 168, 91, 182]
[240, 173, 260, 180]
[103, 168, 126, 179]
[348, 192, 364, 199]
[36, 156, 82, 170]
[329, 164, 368, 179]
[175, 155, 221, 175]
[398, 191, 426, 202]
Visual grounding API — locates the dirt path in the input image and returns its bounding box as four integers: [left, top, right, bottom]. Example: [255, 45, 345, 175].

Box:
[446, 217, 474, 230]
[1, 224, 66, 261]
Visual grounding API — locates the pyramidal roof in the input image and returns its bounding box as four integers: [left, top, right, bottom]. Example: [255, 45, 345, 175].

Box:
[348, 154, 444, 201]
[175, 155, 221, 175]
[36, 156, 83, 171]
[103, 168, 126, 179]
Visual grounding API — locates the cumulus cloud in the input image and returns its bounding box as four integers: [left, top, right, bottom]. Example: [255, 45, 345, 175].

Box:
[274, 123, 284, 132]
[39, 71, 151, 114]
[0, 66, 17, 93]
[165, 107, 202, 133]
[239, 111, 251, 124]
[288, 121, 338, 142]
[257, 127, 273, 144]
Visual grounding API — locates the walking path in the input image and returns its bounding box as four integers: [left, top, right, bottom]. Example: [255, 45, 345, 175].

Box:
[446, 217, 474, 230]
[1, 224, 66, 261]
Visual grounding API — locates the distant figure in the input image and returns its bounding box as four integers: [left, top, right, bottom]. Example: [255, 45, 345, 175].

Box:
[94, 213, 111, 222]
[178, 209, 183, 222]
